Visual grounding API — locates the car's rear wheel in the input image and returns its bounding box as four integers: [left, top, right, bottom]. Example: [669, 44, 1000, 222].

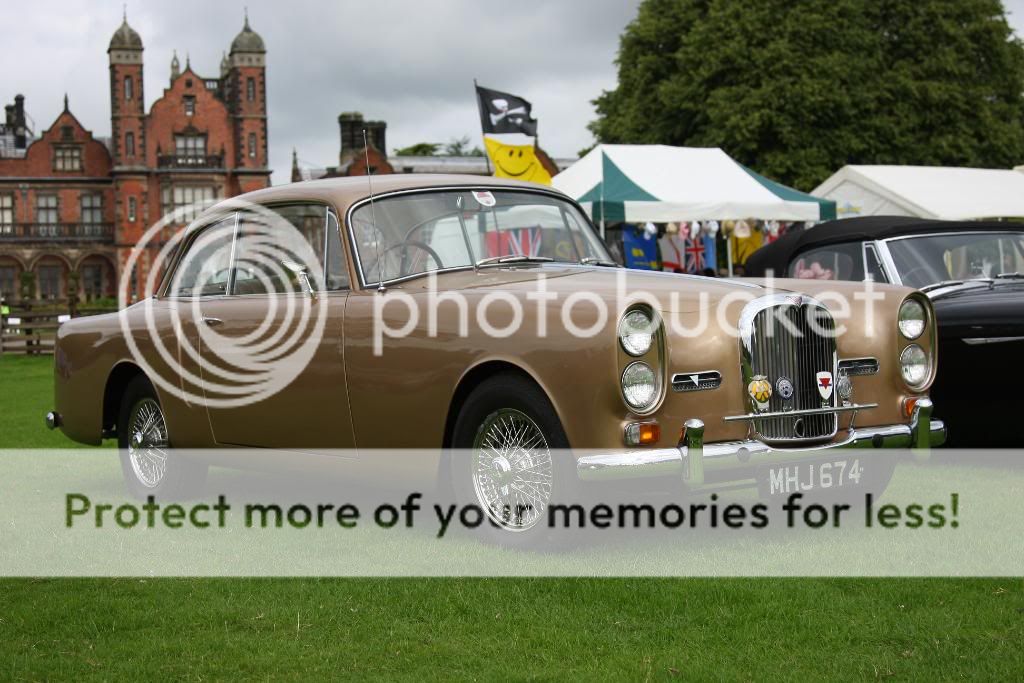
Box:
[117, 375, 206, 499]
[450, 372, 573, 546]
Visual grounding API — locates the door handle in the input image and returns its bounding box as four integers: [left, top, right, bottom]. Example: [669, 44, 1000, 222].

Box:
[202, 317, 224, 327]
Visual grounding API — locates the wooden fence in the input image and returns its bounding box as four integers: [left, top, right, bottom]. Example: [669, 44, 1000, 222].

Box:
[0, 299, 118, 356]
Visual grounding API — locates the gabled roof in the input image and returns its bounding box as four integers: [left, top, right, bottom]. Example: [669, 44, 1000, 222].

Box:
[813, 165, 1024, 220]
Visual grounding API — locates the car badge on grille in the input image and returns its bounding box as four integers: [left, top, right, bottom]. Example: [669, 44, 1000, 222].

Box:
[786, 295, 803, 306]
[776, 376, 794, 400]
[748, 375, 772, 412]
[836, 372, 853, 406]
[816, 371, 834, 400]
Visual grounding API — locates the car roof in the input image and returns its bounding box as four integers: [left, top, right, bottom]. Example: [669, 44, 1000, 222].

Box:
[208, 174, 565, 218]
[744, 216, 1024, 276]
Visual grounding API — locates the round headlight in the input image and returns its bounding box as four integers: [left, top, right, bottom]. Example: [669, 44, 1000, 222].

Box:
[900, 344, 929, 388]
[621, 361, 658, 411]
[618, 309, 655, 356]
[899, 298, 926, 340]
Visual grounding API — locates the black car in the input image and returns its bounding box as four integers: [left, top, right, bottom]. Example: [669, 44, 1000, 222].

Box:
[745, 216, 1024, 447]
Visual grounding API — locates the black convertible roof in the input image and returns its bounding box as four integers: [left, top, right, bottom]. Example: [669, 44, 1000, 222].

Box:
[744, 216, 1023, 276]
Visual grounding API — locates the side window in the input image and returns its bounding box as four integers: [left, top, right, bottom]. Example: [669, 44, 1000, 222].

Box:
[788, 242, 864, 281]
[232, 203, 327, 295]
[168, 215, 237, 297]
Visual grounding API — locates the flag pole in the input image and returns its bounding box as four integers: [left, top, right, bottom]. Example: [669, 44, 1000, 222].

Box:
[473, 79, 493, 175]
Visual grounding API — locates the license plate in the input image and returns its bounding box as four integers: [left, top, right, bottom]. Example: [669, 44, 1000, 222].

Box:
[762, 459, 864, 496]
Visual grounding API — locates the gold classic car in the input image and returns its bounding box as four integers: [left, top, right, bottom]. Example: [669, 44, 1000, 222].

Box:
[48, 175, 946, 534]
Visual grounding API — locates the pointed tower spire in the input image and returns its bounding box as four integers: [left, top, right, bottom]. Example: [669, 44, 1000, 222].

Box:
[244, 7, 250, 30]
[63, 93, 69, 112]
[185, 52, 191, 71]
[220, 50, 230, 77]
[291, 148, 302, 183]
[170, 50, 180, 82]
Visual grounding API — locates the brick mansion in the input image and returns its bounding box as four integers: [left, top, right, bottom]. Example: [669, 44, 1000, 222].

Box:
[0, 13, 271, 303]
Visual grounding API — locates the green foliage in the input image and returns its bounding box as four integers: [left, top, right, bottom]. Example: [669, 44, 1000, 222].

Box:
[393, 142, 441, 156]
[590, 0, 1024, 189]
[18, 271, 34, 301]
[444, 136, 472, 155]
[397, 137, 486, 157]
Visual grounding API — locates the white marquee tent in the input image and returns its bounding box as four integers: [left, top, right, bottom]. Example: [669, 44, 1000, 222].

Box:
[552, 145, 832, 226]
[813, 165, 1024, 220]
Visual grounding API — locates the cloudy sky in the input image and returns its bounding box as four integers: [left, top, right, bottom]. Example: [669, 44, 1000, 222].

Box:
[7, 0, 1024, 184]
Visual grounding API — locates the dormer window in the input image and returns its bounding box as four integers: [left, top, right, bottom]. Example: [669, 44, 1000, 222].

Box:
[54, 146, 82, 171]
[61, 126, 74, 141]
[183, 96, 195, 116]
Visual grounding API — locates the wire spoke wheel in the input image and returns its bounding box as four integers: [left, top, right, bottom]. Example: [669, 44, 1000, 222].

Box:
[471, 408, 553, 532]
[127, 398, 169, 488]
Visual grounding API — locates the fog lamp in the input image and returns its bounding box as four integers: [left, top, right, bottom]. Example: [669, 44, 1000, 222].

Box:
[622, 361, 658, 411]
[900, 344, 929, 389]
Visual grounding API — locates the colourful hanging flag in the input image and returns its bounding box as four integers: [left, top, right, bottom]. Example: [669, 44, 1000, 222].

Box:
[485, 227, 543, 258]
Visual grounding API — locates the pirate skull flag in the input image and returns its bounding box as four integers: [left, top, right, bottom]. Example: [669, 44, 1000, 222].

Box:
[476, 84, 538, 136]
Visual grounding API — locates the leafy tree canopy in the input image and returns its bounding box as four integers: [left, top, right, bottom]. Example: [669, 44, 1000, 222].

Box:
[590, 0, 1024, 189]
[393, 142, 441, 156]
[395, 137, 486, 157]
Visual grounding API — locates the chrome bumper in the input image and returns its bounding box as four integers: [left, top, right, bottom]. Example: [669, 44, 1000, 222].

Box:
[578, 399, 945, 485]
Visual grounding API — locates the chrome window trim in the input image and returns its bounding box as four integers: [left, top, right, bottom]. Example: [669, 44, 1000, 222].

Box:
[862, 241, 891, 283]
[342, 184, 606, 291]
[873, 239, 903, 286]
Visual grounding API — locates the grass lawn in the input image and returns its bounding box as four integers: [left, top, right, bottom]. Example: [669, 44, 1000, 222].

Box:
[1, 355, 1022, 680]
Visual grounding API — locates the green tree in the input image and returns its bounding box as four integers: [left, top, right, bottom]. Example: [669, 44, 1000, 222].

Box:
[444, 136, 471, 155]
[590, 0, 1024, 189]
[393, 142, 440, 156]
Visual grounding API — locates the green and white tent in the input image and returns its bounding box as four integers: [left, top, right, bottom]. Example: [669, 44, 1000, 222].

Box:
[553, 145, 835, 228]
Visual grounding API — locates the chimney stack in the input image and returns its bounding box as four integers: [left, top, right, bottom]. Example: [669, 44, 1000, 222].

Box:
[13, 94, 27, 149]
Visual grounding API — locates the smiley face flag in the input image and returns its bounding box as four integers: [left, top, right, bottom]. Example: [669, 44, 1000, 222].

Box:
[475, 83, 551, 185]
[483, 134, 552, 185]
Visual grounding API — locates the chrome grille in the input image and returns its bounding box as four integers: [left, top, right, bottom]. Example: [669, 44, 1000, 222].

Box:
[746, 302, 837, 443]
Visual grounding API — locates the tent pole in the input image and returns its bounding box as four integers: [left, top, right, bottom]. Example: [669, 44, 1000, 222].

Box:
[727, 238, 733, 278]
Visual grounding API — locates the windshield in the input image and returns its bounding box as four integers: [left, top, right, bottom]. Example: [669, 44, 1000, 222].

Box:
[349, 189, 611, 285]
[885, 231, 1024, 288]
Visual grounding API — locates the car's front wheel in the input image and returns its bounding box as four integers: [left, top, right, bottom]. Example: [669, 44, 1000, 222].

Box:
[117, 375, 207, 499]
[450, 372, 574, 545]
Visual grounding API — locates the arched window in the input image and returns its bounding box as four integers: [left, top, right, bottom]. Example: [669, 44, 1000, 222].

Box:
[248, 133, 257, 159]
[124, 75, 133, 101]
[128, 196, 137, 223]
[125, 132, 135, 157]
[247, 77, 256, 101]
